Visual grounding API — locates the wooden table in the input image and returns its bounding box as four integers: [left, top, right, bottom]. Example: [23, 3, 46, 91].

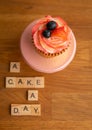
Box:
[0, 0, 92, 129]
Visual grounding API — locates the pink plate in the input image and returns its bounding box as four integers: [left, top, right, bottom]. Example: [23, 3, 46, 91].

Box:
[20, 20, 76, 73]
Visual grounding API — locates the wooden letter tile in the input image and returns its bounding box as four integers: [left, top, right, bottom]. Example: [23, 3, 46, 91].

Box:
[11, 104, 21, 116]
[25, 77, 35, 88]
[28, 90, 38, 101]
[10, 62, 20, 73]
[20, 105, 31, 115]
[35, 77, 44, 88]
[6, 77, 16, 88]
[31, 104, 41, 116]
[16, 77, 26, 88]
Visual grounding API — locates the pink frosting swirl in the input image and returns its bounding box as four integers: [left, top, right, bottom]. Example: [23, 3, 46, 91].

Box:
[32, 15, 71, 54]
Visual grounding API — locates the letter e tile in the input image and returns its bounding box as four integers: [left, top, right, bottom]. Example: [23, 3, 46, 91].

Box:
[35, 77, 44, 88]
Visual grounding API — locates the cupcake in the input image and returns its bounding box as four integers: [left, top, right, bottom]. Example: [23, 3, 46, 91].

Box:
[32, 15, 71, 57]
[20, 15, 76, 73]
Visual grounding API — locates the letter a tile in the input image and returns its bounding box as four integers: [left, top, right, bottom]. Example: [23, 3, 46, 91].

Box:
[28, 90, 38, 101]
[10, 62, 20, 73]
[20, 105, 31, 115]
[16, 77, 26, 88]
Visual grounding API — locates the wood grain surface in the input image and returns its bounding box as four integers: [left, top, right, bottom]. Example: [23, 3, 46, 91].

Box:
[0, 0, 92, 129]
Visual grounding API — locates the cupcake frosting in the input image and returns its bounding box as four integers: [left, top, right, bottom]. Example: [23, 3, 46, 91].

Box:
[32, 15, 71, 54]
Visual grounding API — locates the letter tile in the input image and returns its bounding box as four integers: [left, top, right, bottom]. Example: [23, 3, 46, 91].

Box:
[28, 90, 38, 101]
[6, 77, 16, 88]
[10, 62, 20, 73]
[11, 104, 21, 115]
[16, 77, 26, 88]
[35, 77, 44, 88]
[31, 104, 41, 116]
[25, 77, 35, 88]
[20, 105, 31, 115]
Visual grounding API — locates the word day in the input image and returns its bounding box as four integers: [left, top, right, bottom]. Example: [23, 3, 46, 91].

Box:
[11, 104, 41, 116]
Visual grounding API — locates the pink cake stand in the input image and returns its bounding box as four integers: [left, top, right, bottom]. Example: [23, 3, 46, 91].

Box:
[20, 20, 76, 73]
